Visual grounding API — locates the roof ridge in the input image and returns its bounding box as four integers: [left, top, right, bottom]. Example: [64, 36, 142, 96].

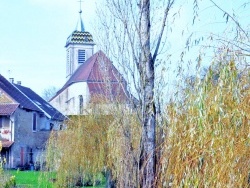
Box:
[0, 74, 41, 112]
[15, 84, 65, 121]
[86, 51, 101, 80]
[12, 84, 51, 118]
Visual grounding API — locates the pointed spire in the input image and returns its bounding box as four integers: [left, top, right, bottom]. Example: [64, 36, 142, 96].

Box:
[75, 0, 85, 32]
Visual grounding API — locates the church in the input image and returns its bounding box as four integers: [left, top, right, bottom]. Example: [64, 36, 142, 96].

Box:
[49, 8, 129, 116]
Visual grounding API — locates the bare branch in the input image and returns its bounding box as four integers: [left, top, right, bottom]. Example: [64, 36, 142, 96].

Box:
[209, 0, 249, 39]
[152, 0, 174, 63]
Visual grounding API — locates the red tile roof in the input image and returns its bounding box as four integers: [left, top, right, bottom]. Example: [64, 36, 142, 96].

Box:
[0, 103, 19, 115]
[64, 50, 121, 86]
[88, 82, 128, 102]
[51, 50, 129, 102]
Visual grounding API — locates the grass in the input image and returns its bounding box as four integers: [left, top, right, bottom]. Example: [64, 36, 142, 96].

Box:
[8, 170, 54, 188]
[7, 170, 106, 188]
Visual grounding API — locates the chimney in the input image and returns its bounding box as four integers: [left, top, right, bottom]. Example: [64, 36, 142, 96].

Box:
[17, 81, 22, 85]
[9, 78, 14, 83]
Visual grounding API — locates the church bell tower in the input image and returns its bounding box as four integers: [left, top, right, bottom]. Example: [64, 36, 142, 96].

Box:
[65, 1, 95, 79]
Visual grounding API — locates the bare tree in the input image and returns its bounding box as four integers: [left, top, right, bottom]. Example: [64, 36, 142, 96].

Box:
[42, 86, 58, 102]
[190, 0, 250, 60]
[95, 0, 175, 187]
[43, 0, 250, 187]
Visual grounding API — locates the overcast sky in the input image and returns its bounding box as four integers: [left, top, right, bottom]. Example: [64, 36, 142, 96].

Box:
[0, 0, 97, 95]
[0, 0, 248, 97]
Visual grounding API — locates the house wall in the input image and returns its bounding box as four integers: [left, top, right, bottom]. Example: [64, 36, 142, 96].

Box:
[0, 116, 13, 141]
[50, 82, 90, 115]
[9, 108, 57, 168]
[0, 88, 13, 103]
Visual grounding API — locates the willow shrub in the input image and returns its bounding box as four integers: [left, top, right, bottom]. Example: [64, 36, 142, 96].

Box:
[158, 61, 250, 187]
[45, 114, 110, 187]
[44, 101, 141, 187]
[105, 105, 141, 188]
[0, 145, 16, 188]
[44, 61, 250, 187]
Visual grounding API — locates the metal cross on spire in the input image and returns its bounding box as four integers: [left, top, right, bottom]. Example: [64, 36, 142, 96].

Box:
[78, 0, 83, 14]
[76, 0, 85, 32]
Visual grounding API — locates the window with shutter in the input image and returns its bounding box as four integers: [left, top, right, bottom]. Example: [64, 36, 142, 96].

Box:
[78, 50, 86, 64]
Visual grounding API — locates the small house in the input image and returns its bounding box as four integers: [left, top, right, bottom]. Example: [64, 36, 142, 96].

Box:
[0, 74, 65, 169]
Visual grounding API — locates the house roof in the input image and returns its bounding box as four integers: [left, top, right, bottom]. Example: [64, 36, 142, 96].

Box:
[1, 140, 14, 148]
[0, 74, 65, 121]
[65, 31, 94, 47]
[65, 7, 94, 47]
[88, 82, 127, 102]
[0, 104, 19, 115]
[0, 74, 41, 112]
[51, 50, 128, 102]
[14, 84, 65, 121]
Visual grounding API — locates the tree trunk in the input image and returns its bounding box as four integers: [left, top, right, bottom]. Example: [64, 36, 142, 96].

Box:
[140, 0, 156, 187]
[106, 170, 116, 188]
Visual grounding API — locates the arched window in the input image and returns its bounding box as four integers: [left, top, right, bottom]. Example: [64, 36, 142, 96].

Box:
[59, 124, 63, 130]
[50, 123, 54, 131]
[79, 95, 83, 114]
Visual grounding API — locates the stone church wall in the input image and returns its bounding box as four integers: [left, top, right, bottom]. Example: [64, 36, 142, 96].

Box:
[50, 82, 89, 115]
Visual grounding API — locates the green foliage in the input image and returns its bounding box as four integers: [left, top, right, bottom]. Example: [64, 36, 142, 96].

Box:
[0, 157, 16, 188]
[9, 170, 54, 188]
[3, 175, 16, 188]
